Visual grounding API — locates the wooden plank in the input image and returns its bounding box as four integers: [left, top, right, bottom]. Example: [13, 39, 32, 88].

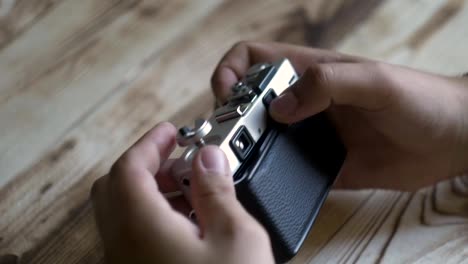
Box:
[0, 0, 223, 189]
[291, 175, 468, 264]
[0, 0, 138, 98]
[337, 0, 468, 74]
[301, 191, 405, 263]
[19, 202, 104, 264]
[378, 180, 468, 264]
[290, 190, 376, 263]
[0, 0, 65, 50]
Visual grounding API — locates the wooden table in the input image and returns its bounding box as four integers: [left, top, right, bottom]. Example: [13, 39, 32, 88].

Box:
[1, 0, 468, 263]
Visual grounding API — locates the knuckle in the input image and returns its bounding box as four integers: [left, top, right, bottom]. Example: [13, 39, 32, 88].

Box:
[110, 151, 138, 179]
[108, 153, 143, 194]
[198, 176, 235, 201]
[365, 61, 387, 83]
[365, 61, 398, 107]
[305, 64, 333, 88]
[231, 40, 250, 50]
[294, 65, 335, 110]
[218, 216, 243, 238]
[367, 61, 393, 85]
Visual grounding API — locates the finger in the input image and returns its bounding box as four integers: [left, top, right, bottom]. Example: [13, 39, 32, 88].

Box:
[112, 122, 177, 177]
[211, 41, 365, 102]
[109, 121, 175, 208]
[109, 122, 195, 233]
[269, 62, 396, 124]
[190, 146, 254, 240]
[156, 159, 179, 193]
[168, 196, 192, 216]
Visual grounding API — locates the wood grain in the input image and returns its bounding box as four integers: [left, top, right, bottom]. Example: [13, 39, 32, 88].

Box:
[0, 0, 467, 263]
[0, 0, 64, 50]
[290, 175, 468, 264]
[0, 0, 222, 188]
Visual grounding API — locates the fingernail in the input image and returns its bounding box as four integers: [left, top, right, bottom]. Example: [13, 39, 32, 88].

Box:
[200, 146, 227, 174]
[270, 92, 298, 116]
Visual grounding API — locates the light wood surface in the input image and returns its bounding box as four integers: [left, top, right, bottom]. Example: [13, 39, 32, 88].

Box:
[0, 0, 467, 263]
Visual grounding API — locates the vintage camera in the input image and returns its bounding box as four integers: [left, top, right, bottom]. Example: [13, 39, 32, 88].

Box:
[172, 58, 345, 263]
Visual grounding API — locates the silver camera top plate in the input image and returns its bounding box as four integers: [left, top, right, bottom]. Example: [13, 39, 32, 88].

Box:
[172, 58, 298, 194]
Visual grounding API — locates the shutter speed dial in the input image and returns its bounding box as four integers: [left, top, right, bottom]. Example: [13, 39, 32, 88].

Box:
[176, 118, 212, 148]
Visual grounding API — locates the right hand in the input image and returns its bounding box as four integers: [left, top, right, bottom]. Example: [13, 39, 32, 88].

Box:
[211, 41, 468, 191]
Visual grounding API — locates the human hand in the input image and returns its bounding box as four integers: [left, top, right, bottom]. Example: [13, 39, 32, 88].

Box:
[91, 122, 274, 264]
[212, 41, 468, 191]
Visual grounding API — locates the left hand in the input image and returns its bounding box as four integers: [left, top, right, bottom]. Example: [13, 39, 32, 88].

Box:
[91, 122, 274, 264]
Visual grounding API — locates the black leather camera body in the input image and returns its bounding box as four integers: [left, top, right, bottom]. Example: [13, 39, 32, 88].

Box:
[172, 59, 345, 263]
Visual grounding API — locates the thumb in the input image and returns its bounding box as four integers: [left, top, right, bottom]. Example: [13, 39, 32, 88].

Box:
[269, 62, 395, 123]
[191, 146, 253, 239]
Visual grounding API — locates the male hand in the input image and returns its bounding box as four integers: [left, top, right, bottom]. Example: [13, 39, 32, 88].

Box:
[212, 41, 468, 191]
[91, 122, 274, 264]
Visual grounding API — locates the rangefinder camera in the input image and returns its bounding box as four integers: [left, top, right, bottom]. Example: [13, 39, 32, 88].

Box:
[172, 58, 345, 263]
